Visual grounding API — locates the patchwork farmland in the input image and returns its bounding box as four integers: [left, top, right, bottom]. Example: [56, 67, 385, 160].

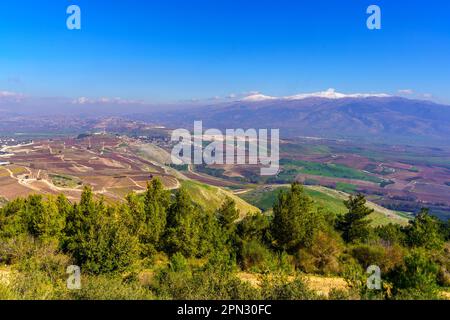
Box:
[0, 135, 179, 202]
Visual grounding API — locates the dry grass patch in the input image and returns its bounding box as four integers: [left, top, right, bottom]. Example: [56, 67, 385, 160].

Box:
[237, 272, 349, 297]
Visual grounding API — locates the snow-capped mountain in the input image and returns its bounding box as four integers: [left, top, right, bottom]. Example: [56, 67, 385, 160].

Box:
[241, 88, 391, 102]
[241, 94, 277, 102]
[144, 94, 450, 146]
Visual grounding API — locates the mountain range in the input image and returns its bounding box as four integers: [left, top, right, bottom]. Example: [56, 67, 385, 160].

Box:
[141, 90, 450, 146]
[2, 89, 450, 147]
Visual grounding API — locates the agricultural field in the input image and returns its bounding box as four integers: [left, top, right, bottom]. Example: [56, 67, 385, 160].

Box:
[0, 135, 180, 202]
[0, 134, 264, 219]
[277, 159, 383, 184]
[188, 138, 450, 220]
[1, 132, 449, 222]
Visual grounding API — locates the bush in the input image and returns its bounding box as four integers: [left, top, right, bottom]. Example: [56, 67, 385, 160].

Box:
[169, 253, 189, 273]
[328, 288, 359, 300]
[350, 243, 404, 274]
[392, 288, 441, 300]
[237, 212, 270, 243]
[0, 239, 71, 300]
[388, 248, 440, 299]
[260, 274, 319, 300]
[152, 265, 257, 300]
[295, 231, 343, 275]
[405, 209, 444, 250]
[69, 275, 153, 300]
[375, 223, 406, 246]
[0, 282, 17, 300]
[0, 236, 71, 279]
[435, 242, 450, 287]
[240, 240, 276, 272]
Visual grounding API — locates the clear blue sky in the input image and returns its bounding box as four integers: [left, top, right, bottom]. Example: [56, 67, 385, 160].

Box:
[1, 0, 449, 103]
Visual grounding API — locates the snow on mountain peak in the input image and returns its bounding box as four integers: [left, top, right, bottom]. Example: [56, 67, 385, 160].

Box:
[240, 89, 390, 102]
[285, 88, 391, 100]
[241, 94, 277, 102]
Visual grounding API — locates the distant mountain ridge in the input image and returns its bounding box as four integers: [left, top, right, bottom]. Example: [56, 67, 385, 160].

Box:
[242, 88, 391, 101]
[143, 94, 450, 146]
[2, 89, 450, 147]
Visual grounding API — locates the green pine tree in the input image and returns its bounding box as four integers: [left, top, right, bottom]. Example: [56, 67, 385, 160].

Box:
[164, 187, 200, 257]
[405, 208, 444, 250]
[217, 197, 240, 231]
[64, 186, 139, 274]
[142, 178, 170, 250]
[271, 183, 324, 252]
[337, 194, 374, 243]
[34, 196, 66, 241]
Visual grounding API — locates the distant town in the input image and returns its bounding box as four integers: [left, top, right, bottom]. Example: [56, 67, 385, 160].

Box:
[0, 137, 34, 166]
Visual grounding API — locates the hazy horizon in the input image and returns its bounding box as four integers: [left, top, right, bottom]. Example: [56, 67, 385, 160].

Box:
[1, 0, 450, 106]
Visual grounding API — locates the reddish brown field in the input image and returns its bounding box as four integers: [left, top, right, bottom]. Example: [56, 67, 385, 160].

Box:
[0, 135, 179, 202]
[280, 140, 450, 217]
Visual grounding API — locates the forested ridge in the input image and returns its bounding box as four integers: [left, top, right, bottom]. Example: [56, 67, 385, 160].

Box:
[0, 179, 449, 300]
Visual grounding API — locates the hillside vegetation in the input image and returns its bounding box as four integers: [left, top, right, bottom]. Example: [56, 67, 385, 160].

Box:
[0, 180, 449, 300]
[239, 185, 409, 226]
[181, 180, 260, 218]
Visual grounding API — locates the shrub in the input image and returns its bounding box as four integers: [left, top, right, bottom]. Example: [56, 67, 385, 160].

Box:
[0, 239, 71, 300]
[405, 209, 444, 250]
[69, 275, 153, 300]
[388, 248, 440, 299]
[237, 213, 270, 243]
[260, 274, 319, 300]
[350, 243, 404, 274]
[328, 288, 359, 300]
[295, 230, 343, 275]
[375, 223, 406, 246]
[240, 240, 276, 272]
[152, 265, 257, 300]
[435, 242, 450, 287]
[169, 253, 189, 273]
[0, 282, 17, 300]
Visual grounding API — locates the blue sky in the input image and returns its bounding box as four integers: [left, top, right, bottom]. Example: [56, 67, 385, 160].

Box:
[1, 0, 450, 103]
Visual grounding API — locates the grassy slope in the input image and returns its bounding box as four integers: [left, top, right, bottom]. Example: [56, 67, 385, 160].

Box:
[308, 186, 410, 226]
[239, 185, 409, 226]
[279, 159, 383, 183]
[181, 180, 260, 218]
